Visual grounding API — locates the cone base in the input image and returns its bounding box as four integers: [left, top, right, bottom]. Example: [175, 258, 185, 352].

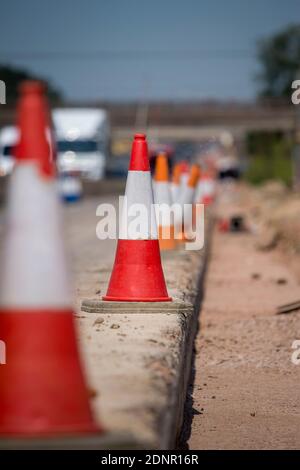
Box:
[202, 196, 214, 205]
[103, 239, 171, 302]
[103, 295, 172, 302]
[0, 309, 101, 437]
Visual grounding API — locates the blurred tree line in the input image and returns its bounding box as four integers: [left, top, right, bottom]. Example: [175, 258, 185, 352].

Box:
[0, 64, 62, 104]
[257, 24, 300, 101]
[245, 131, 293, 185]
[245, 24, 300, 185]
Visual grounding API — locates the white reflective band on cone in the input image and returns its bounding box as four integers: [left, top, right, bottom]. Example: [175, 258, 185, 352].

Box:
[175, 185, 195, 229]
[178, 185, 195, 207]
[202, 179, 215, 197]
[170, 182, 180, 204]
[0, 163, 73, 308]
[119, 170, 158, 240]
[180, 173, 189, 191]
[194, 180, 204, 203]
[154, 181, 171, 206]
[152, 179, 157, 197]
[154, 181, 173, 228]
[196, 179, 215, 202]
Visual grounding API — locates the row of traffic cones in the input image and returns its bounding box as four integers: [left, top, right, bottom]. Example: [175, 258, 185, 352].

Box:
[152, 152, 216, 250]
[0, 82, 172, 441]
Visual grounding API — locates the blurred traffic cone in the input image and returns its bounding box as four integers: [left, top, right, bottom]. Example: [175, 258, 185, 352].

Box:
[178, 163, 200, 208]
[14, 81, 56, 171]
[199, 170, 216, 205]
[218, 218, 230, 232]
[14, 80, 53, 177]
[177, 164, 200, 242]
[154, 152, 175, 251]
[194, 168, 203, 204]
[103, 134, 171, 301]
[179, 160, 190, 196]
[170, 162, 181, 203]
[0, 81, 99, 437]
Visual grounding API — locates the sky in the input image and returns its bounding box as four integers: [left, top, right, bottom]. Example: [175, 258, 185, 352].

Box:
[0, 0, 299, 102]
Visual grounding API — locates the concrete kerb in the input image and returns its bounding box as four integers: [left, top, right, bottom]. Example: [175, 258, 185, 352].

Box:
[78, 212, 213, 449]
[81, 298, 193, 316]
[0, 215, 213, 450]
[0, 432, 148, 450]
[162, 221, 213, 448]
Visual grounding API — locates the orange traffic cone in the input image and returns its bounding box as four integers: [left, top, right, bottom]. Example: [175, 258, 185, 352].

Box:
[154, 152, 176, 251]
[103, 134, 171, 301]
[0, 81, 100, 437]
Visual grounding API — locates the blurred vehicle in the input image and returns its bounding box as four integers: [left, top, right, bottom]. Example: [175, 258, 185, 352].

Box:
[58, 174, 83, 203]
[52, 108, 110, 181]
[0, 126, 18, 177]
[216, 155, 240, 180]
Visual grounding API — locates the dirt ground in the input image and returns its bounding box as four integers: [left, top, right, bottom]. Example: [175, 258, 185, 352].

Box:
[182, 188, 300, 450]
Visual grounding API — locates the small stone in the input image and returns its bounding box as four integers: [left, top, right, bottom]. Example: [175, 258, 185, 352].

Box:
[250, 412, 256, 417]
[251, 273, 260, 280]
[276, 278, 287, 285]
[88, 388, 98, 399]
[93, 317, 104, 327]
[111, 323, 120, 329]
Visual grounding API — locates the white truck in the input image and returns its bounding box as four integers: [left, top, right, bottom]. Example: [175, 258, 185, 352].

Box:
[52, 108, 110, 180]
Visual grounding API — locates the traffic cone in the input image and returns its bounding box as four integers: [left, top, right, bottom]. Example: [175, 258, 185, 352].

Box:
[198, 170, 216, 205]
[14, 80, 53, 177]
[0, 81, 100, 437]
[103, 133, 171, 301]
[178, 163, 200, 208]
[179, 160, 190, 194]
[194, 168, 203, 204]
[170, 162, 181, 203]
[14, 80, 56, 172]
[154, 152, 175, 251]
[177, 164, 200, 242]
